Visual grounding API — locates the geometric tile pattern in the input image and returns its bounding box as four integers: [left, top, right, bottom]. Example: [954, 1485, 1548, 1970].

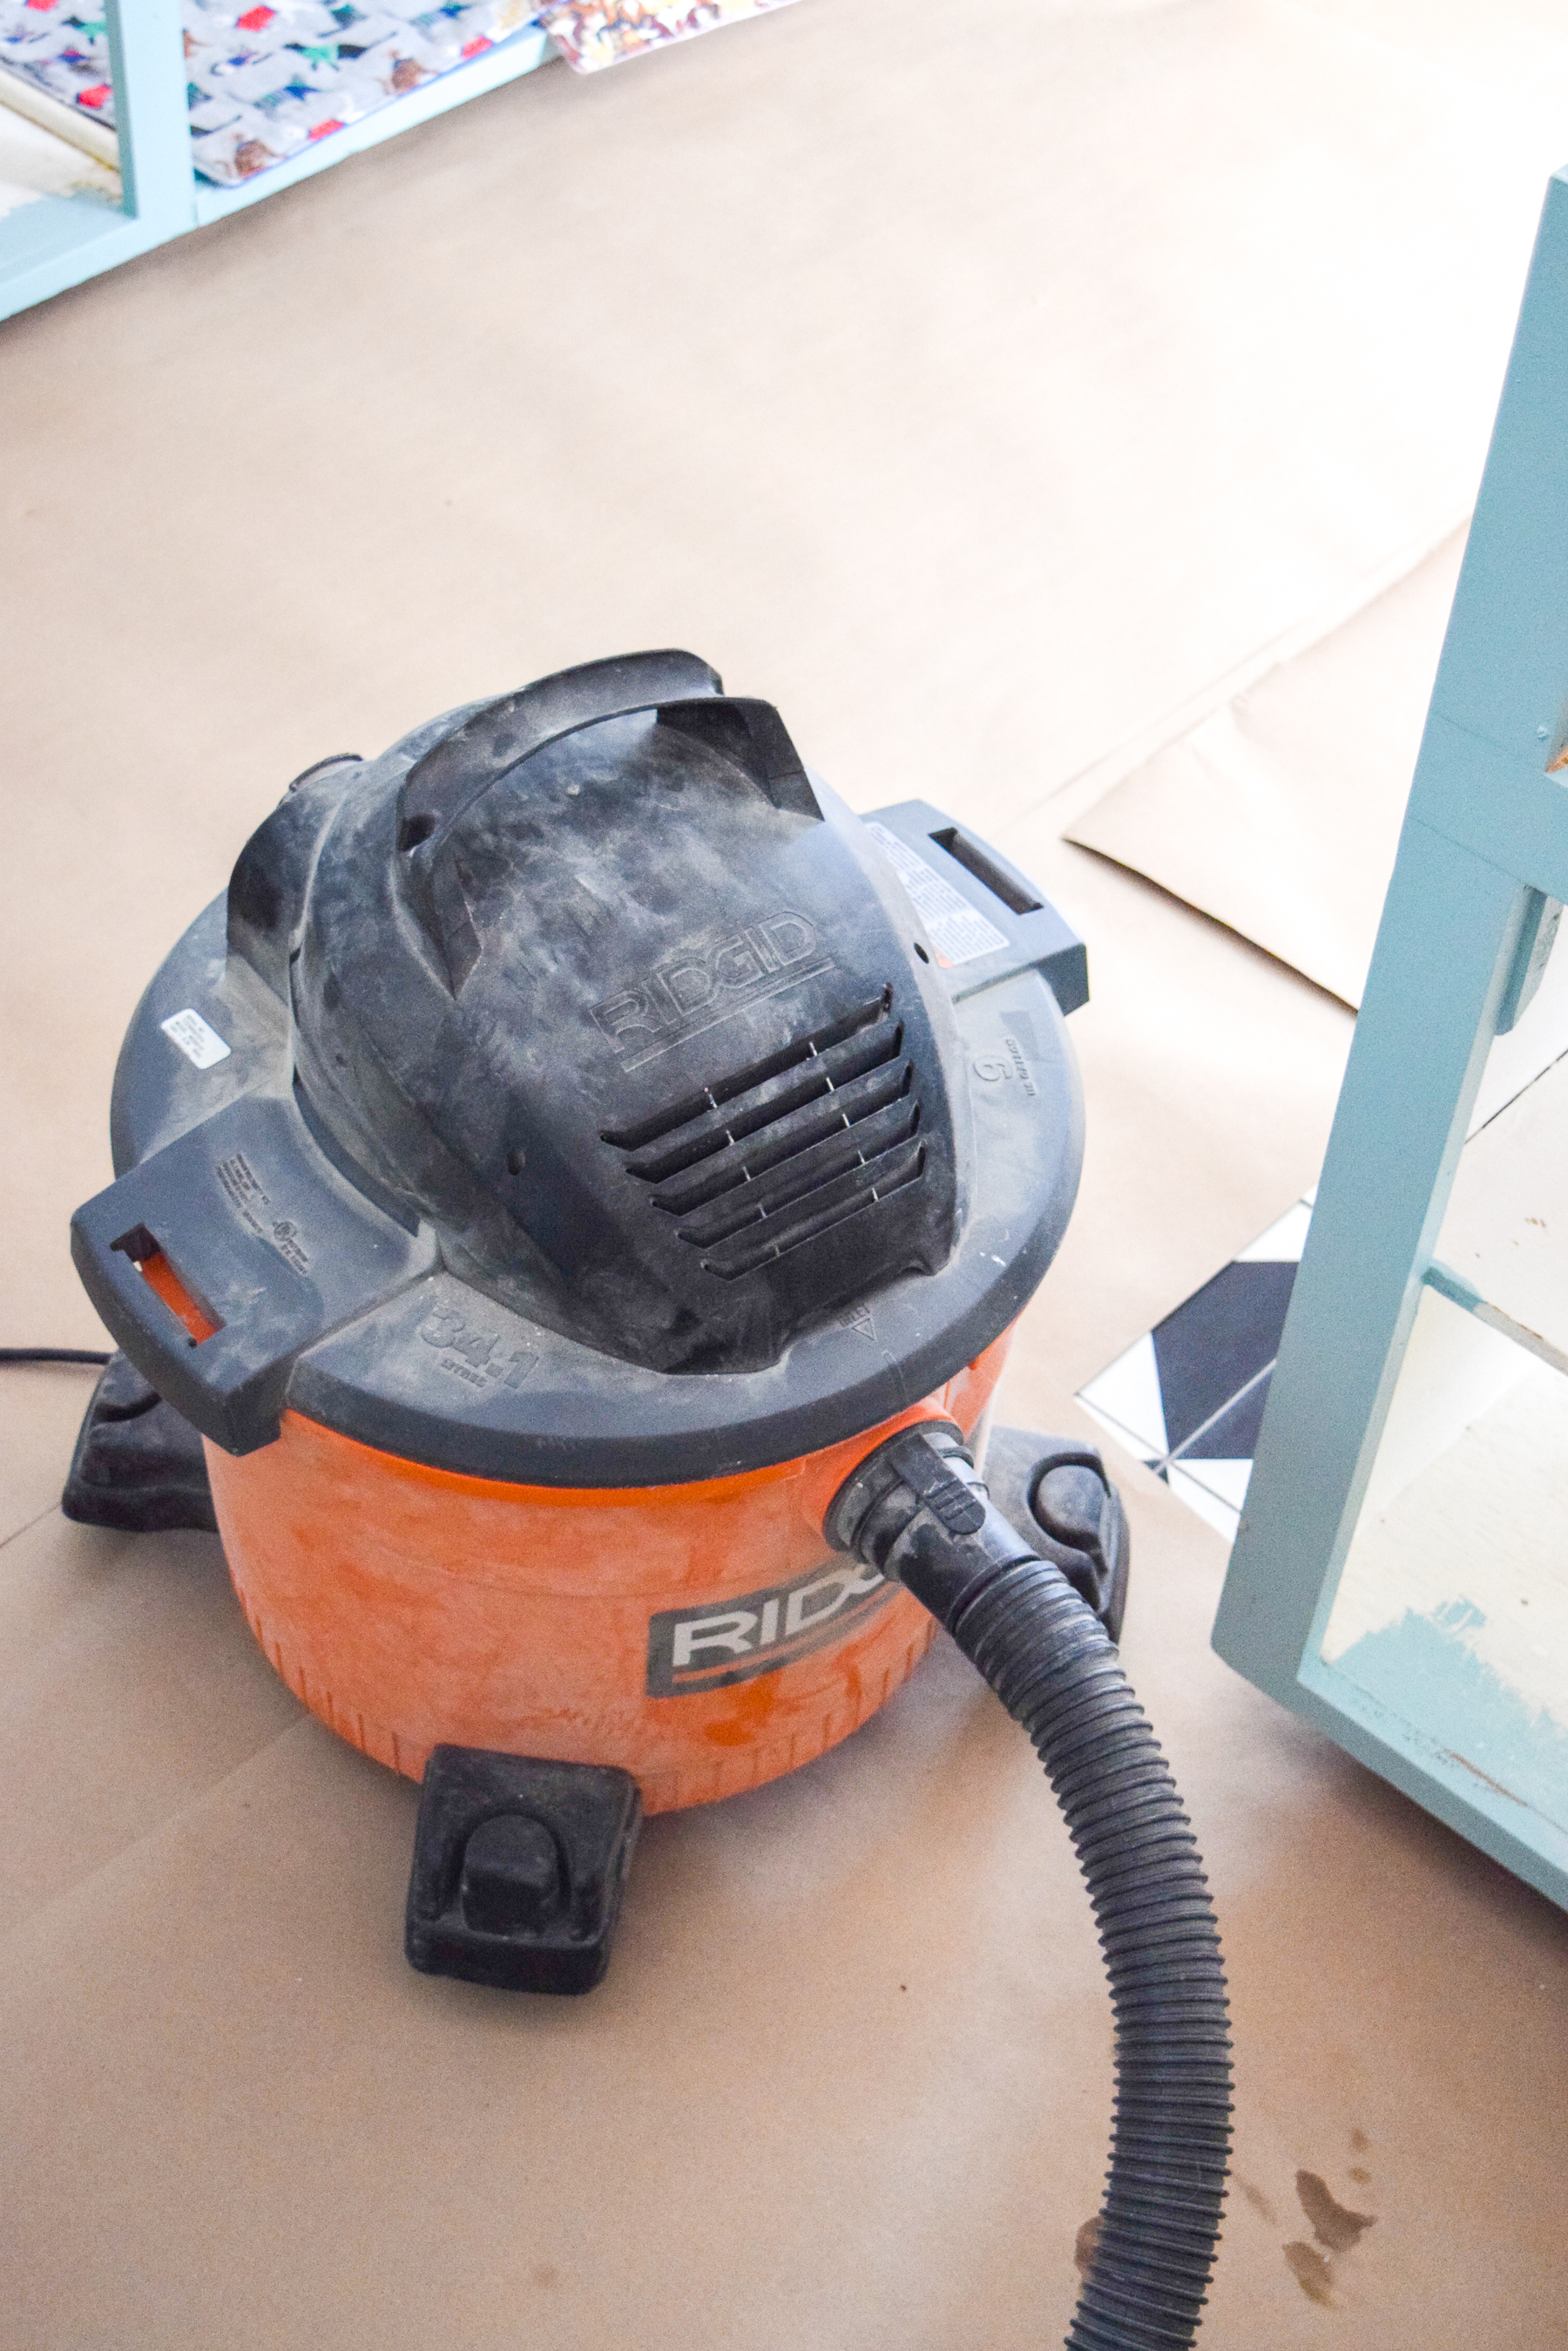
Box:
[1076, 1196, 1313, 1542]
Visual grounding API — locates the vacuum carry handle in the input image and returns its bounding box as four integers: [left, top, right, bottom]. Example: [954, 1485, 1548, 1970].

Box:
[395, 650, 816, 856]
[68, 1213, 217, 1418]
[68, 1094, 438, 1456]
[394, 651, 821, 992]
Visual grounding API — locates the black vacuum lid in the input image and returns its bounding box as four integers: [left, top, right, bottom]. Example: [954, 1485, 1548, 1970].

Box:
[72, 653, 1088, 1484]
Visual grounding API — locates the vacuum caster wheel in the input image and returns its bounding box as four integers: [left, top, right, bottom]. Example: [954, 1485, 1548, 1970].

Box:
[61, 1351, 218, 1535]
[405, 1747, 642, 1994]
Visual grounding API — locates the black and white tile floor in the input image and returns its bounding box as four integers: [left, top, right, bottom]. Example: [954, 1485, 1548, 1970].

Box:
[1076, 1194, 1314, 1542]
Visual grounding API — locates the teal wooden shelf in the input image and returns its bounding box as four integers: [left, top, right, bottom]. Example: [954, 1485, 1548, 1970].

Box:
[1213, 167, 1568, 1909]
[0, 2, 551, 322]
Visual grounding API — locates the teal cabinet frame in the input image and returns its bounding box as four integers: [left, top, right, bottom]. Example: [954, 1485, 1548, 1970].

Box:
[1213, 169, 1568, 1909]
[0, 1, 551, 322]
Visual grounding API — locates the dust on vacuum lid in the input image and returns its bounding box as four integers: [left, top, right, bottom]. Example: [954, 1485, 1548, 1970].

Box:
[276, 651, 967, 1376]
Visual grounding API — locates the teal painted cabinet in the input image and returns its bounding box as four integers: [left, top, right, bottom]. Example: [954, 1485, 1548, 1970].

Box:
[1214, 168, 1568, 1909]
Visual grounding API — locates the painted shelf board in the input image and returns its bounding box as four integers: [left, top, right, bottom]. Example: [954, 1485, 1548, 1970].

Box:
[1467, 921, 1568, 1132]
[0, 65, 119, 169]
[0, 97, 118, 219]
[1439, 1044, 1568, 1358]
[1323, 1285, 1568, 1830]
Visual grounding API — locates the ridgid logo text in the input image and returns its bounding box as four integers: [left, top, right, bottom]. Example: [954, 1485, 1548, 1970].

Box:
[592, 911, 831, 1069]
[645, 1558, 895, 1697]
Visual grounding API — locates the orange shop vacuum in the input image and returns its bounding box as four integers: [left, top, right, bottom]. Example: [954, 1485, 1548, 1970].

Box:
[61, 652, 1232, 2348]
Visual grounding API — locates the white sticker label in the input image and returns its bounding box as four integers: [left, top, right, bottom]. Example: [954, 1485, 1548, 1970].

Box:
[160, 1007, 231, 1070]
[866, 822, 1008, 966]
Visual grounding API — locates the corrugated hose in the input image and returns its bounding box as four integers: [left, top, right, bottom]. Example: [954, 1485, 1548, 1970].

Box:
[826, 1421, 1232, 2351]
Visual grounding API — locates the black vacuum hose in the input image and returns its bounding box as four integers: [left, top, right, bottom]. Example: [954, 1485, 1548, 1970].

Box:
[826, 1422, 1232, 2351]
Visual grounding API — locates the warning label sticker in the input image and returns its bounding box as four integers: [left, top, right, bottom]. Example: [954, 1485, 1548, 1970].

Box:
[160, 1007, 231, 1070]
[214, 1150, 310, 1273]
[866, 822, 1007, 967]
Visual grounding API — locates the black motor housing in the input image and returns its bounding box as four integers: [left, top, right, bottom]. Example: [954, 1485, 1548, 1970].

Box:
[272, 648, 968, 1374]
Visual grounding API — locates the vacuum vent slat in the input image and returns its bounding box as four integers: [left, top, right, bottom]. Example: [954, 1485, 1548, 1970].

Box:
[608, 990, 929, 1279]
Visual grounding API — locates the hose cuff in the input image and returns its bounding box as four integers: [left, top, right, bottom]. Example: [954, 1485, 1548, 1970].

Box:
[823, 1419, 1050, 1629]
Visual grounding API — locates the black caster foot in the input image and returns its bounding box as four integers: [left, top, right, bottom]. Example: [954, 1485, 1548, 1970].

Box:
[61, 1351, 218, 1534]
[405, 1747, 642, 1995]
[983, 1426, 1131, 1643]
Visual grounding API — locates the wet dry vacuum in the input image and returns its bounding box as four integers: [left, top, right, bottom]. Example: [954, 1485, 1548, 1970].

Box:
[63, 653, 1232, 2348]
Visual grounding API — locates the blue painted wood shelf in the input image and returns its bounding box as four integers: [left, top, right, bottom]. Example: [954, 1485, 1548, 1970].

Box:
[0, 1, 551, 322]
[1213, 166, 1568, 1911]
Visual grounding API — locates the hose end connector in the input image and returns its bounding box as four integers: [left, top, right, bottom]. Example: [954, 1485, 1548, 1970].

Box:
[825, 1419, 1059, 1632]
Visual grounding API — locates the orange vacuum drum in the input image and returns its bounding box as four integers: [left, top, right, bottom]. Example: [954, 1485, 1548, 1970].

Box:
[71, 652, 1088, 1985]
[207, 1337, 1010, 1813]
[62, 655, 1233, 2345]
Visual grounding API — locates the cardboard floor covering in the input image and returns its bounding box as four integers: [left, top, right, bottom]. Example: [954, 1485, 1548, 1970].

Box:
[1067, 532, 1468, 1007]
[4, 2, 1568, 2345]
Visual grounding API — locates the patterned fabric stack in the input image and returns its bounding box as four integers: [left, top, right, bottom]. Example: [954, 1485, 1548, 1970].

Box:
[0, 1, 540, 184]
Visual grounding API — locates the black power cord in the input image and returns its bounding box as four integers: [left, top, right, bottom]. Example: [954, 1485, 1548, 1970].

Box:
[0, 1348, 112, 1365]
